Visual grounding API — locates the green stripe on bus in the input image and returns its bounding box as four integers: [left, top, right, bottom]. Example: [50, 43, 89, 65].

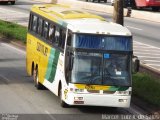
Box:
[45, 48, 60, 83]
[109, 86, 129, 91]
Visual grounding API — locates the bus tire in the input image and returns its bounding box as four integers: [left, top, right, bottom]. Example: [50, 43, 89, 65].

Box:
[11, 1, 15, 5]
[33, 67, 44, 90]
[3, 1, 8, 4]
[152, 7, 159, 11]
[59, 84, 69, 108]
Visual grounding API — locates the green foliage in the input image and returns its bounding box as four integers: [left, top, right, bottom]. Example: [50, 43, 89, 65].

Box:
[0, 20, 27, 43]
[133, 73, 160, 107]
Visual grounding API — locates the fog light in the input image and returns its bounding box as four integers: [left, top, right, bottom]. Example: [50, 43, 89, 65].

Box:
[119, 99, 127, 102]
[74, 97, 83, 101]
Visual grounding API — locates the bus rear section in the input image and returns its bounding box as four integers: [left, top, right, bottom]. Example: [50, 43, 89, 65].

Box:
[0, 0, 15, 4]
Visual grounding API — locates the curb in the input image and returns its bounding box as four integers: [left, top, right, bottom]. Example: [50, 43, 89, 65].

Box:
[0, 37, 26, 51]
[140, 64, 160, 80]
[57, 0, 160, 23]
[131, 96, 160, 115]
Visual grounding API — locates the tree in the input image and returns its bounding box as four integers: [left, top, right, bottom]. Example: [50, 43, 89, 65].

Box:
[113, 0, 124, 26]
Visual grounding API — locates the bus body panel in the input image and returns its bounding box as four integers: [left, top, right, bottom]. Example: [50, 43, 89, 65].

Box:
[135, 0, 160, 7]
[63, 84, 132, 108]
[66, 93, 131, 107]
[26, 33, 58, 84]
[26, 32, 66, 96]
[43, 52, 66, 96]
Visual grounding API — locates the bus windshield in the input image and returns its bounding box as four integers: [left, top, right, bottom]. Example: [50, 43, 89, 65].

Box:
[73, 34, 132, 51]
[71, 52, 131, 86]
[70, 34, 132, 86]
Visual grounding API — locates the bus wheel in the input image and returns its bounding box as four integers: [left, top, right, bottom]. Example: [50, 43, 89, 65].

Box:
[104, 0, 107, 3]
[152, 7, 159, 11]
[33, 68, 44, 90]
[11, 1, 15, 5]
[59, 86, 69, 108]
[3, 1, 8, 4]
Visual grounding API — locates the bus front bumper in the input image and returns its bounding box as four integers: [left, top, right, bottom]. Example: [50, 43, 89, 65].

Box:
[65, 93, 131, 108]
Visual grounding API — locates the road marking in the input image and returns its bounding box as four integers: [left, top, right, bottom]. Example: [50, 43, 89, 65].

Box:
[143, 60, 160, 62]
[45, 110, 57, 120]
[0, 74, 10, 83]
[133, 45, 154, 48]
[126, 26, 142, 31]
[146, 64, 160, 67]
[134, 41, 160, 50]
[0, 43, 26, 55]
[134, 52, 160, 56]
[133, 46, 153, 48]
[136, 56, 160, 59]
[134, 49, 160, 52]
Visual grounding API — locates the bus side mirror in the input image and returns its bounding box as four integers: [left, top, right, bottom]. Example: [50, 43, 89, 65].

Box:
[69, 53, 74, 71]
[132, 56, 140, 73]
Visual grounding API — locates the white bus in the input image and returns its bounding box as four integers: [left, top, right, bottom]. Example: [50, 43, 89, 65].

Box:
[26, 4, 139, 108]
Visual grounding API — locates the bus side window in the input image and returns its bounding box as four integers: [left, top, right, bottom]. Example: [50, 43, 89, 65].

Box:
[32, 15, 38, 33]
[55, 27, 60, 46]
[37, 17, 43, 36]
[61, 29, 66, 49]
[43, 21, 49, 40]
[49, 24, 55, 43]
[58, 29, 66, 49]
[58, 29, 63, 47]
[67, 31, 72, 46]
[28, 14, 33, 30]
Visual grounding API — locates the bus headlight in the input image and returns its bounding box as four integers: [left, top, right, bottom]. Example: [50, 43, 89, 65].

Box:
[74, 97, 83, 101]
[119, 99, 128, 102]
[117, 91, 131, 95]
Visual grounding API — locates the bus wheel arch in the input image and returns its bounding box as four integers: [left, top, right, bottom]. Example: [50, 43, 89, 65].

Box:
[58, 81, 62, 97]
[33, 64, 44, 90]
[58, 81, 68, 107]
[31, 62, 34, 76]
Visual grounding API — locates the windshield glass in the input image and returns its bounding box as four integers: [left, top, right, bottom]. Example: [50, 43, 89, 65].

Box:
[73, 34, 132, 51]
[71, 52, 131, 86]
[103, 54, 131, 86]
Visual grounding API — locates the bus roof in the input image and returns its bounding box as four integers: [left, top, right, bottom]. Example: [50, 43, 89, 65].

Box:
[31, 4, 131, 36]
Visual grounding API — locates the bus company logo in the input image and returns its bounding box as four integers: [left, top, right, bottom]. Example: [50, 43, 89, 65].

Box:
[85, 85, 95, 90]
[37, 42, 48, 56]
